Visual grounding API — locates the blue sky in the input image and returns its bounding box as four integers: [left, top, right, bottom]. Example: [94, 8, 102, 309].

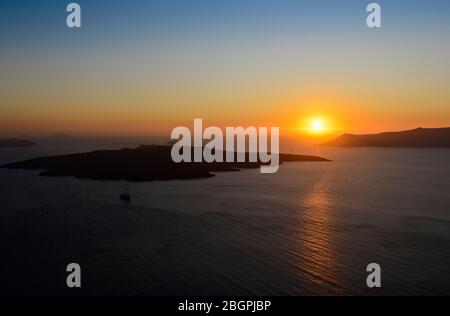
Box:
[1, 0, 449, 50]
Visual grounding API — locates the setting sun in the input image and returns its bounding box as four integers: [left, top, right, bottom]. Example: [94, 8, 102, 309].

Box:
[308, 118, 328, 134]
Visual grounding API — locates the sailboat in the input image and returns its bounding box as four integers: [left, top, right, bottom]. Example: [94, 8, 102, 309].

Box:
[120, 181, 132, 202]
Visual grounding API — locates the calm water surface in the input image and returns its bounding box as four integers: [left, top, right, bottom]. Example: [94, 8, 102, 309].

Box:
[0, 145, 449, 295]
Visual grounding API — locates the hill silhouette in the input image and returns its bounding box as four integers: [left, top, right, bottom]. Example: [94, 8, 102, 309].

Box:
[320, 127, 450, 147]
[1, 145, 330, 182]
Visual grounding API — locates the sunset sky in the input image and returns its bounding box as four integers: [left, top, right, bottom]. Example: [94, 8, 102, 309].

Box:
[1, 0, 449, 139]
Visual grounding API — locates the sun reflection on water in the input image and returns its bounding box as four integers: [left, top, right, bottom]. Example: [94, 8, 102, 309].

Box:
[291, 171, 343, 294]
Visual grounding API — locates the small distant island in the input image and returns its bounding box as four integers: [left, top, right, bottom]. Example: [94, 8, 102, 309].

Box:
[320, 127, 450, 147]
[0, 138, 35, 148]
[1, 145, 330, 182]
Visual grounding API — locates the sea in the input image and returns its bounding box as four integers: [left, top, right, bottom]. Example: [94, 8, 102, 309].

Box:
[0, 142, 449, 295]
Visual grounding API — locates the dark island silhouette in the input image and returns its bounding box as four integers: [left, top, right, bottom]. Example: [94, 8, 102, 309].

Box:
[1, 145, 330, 182]
[0, 138, 35, 148]
[320, 127, 450, 147]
